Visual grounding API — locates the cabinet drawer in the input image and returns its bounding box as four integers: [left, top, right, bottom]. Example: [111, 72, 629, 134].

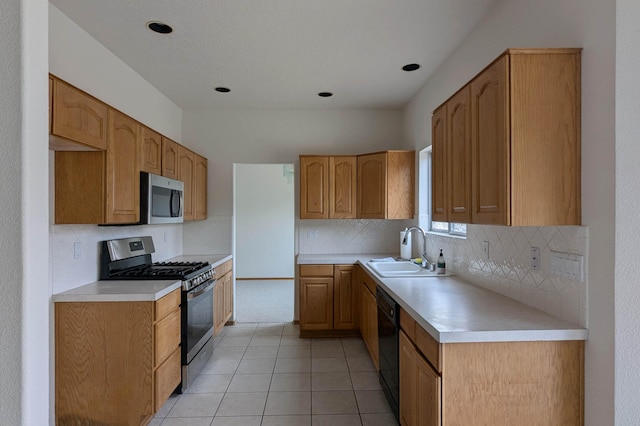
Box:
[217, 259, 232, 277]
[155, 308, 181, 366]
[156, 289, 181, 320]
[415, 324, 441, 372]
[399, 308, 416, 341]
[300, 264, 333, 276]
[155, 347, 181, 411]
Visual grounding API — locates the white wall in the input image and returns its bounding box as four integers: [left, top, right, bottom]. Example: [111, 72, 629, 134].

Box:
[402, 0, 615, 424]
[0, 0, 51, 423]
[49, 5, 182, 142]
[616, 1, 640, 423]
[182, 108, 406, 255]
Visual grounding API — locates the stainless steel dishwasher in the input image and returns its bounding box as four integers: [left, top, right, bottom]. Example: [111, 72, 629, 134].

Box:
[377, 287, 400, 421]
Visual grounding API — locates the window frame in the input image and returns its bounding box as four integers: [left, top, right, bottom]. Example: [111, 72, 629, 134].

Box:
[419, 146, 466, 238]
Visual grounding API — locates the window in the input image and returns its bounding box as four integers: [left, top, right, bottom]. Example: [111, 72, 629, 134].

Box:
[418, 147, 466, 237]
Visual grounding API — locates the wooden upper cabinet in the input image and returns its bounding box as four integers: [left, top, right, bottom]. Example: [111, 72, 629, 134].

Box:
[471, 55, 509, 225]
[141, 126, 162, 175]
[329, 157, 357, 219]
[431, 105, 447, 222]
[478, 49, 581, 226]
[106, 109, 141, 224]
[447, 86, 472, 224]
[357, 151, 415, 219]
[178, 145, 196, 221]
[50, 76, 108, 151]
[194, 154, 208, 220]
[162, 137, 179, 179]
[300, 155, 357, 219]
[435, 48, 581, 226]
[300, 156, 329, 219]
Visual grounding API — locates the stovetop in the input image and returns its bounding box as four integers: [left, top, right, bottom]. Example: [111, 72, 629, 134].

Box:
[107, 261, 211, 280]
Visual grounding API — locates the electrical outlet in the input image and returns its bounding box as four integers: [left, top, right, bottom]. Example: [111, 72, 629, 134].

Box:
[482, 241, 490, 259]
[73, 242, 82, 260]
[307, 229, 318, 239]
[531, 247, 540, 271]
[163, 231, 168, 242]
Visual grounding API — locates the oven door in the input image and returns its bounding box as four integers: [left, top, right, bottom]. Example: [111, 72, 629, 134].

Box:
[183, 279, 215, 364]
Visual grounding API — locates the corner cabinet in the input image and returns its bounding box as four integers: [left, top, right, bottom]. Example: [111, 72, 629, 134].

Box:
[357, 150, 415, 219]
[433, 48, 582, 226]
[299, 155, 357, 219]
[55, 289, 182, 425]
[299, 264, 359, 337]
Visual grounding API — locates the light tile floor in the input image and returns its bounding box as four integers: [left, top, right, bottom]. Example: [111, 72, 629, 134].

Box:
[150, 323, 398, 426]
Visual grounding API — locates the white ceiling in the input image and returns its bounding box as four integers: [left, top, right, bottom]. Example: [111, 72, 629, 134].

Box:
[49, 0, 496, 110]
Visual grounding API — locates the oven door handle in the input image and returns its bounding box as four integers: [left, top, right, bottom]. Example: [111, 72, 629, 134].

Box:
[187, 279, 215, 300]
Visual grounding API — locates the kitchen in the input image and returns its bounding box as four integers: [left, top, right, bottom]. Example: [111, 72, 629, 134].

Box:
[2, 0, 635, 425]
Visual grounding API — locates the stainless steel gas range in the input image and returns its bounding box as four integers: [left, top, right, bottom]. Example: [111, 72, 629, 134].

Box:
[100, 236, 216, 392]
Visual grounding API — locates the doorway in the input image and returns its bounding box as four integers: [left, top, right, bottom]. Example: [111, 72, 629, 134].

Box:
[233, 163, 295, 322]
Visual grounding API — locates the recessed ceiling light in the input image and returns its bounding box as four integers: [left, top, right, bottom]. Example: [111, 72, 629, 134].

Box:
[147, 21, 173, 34]
[318, 92, 333, 98]
[215, 87, 231, 93]
[402, 63, 420, 72]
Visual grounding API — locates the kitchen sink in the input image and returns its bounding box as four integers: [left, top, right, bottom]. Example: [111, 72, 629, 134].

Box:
[367, 261, 443, 278]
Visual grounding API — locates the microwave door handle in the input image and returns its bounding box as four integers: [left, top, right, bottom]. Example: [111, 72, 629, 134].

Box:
[170, 190, 180, 217]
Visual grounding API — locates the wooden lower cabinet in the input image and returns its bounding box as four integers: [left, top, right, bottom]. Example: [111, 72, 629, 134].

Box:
[55, 289, 182, 425]
[214, 259, 234, 335]
[359, 266, 379, 369]
[398, 308, 584, 426]
[299, 264, 359, 336]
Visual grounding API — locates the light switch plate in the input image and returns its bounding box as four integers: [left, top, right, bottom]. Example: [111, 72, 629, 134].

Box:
[73, 242, 82, 260]
[307, 229, 318, 239]
[551, 251, 584, 282]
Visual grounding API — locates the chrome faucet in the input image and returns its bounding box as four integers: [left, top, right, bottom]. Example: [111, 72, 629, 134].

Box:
[402, 226, 433, 269]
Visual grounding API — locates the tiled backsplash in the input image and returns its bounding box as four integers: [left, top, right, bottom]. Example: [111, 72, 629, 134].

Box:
[50, 223, 183, 294]
[424, 225, 588, 328]
[298, 220, 588, 328]
[298, 219, 413, 254]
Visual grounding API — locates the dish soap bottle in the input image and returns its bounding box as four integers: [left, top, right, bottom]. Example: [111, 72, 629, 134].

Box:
[437, 249, 446, 274]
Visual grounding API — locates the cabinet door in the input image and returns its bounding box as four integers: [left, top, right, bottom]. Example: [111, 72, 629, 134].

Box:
[214, 279, 226, 335]
[178, 145, 196, 221]
[162, 137, 179, 179]
[223, 272, 233, 323]
[400, 331, 417, 426]
[300, 277, 334, 330]
[334, 265, 358, 330]
[106, 109, 140, 224]
[194, 154, 208, 220]
[415, 353, 441, 426]
[357, 153, 387, 219]
[386, 151, 415, 219]
[446, 86, 471, 224]
[329, 156, 357, 218]
[141, 126, 162, 175]
[431, 106, 447, 222]
[471, 55, 509, 225]
[51, 78, 108, 150]
[300, 156, 329, 219]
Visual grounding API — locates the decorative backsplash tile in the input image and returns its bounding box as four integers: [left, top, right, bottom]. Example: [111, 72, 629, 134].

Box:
[183, 216, 233, 255]
[297, 220, 588, 328]
[424, 225, 588, 327]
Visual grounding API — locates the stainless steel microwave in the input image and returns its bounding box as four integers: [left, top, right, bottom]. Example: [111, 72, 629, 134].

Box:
[140, 172, 184, 224]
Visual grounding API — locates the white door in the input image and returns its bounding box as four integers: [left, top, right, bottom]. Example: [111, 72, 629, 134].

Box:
[233, 164, 294, 278]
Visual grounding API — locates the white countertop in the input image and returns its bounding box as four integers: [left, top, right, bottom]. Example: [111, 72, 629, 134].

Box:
[53, 254, 232, 303]
[297, 253, 588, 343]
